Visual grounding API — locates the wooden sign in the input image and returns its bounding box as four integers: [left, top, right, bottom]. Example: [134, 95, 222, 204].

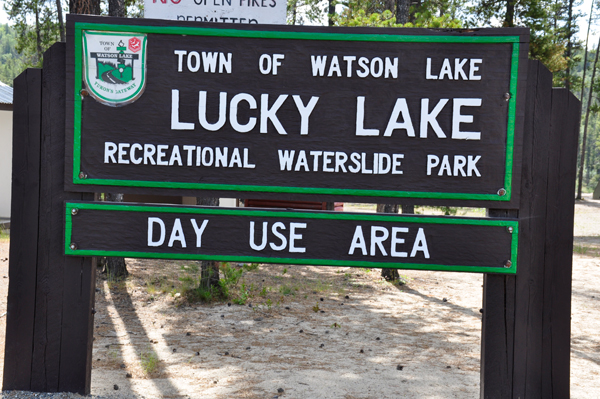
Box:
[65, 16, 529, 207]
[64, 201, 518, 274]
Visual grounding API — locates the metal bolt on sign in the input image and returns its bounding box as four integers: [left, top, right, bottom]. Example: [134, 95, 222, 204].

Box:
[69, 243, 77, 250]
[504, 260, 512, 268]
[497, 188, 507, 196]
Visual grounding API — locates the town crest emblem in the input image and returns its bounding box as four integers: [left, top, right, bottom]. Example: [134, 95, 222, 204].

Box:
[82, 31, 147, 106]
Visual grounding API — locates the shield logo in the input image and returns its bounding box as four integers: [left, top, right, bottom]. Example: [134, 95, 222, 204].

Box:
[128, 37, 141, 52]
[82, 31, 147, 106]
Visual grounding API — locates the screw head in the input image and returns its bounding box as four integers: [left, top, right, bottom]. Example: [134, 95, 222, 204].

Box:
[80, 89, 89, 97]
[504, 260, 512, 268]
[71, 208, 78, 216]
[70, 243, 77, 250]
[497, 188, 507, 196]
[507, 226, 514, 233]
[504, 92, 511, 101]
[78, 172, 87, 179]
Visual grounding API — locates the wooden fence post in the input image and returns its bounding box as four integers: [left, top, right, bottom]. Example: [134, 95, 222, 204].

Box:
[481, 61, 580, 398]
[3, 43, 96, 394]
[3, 68, 43, 391]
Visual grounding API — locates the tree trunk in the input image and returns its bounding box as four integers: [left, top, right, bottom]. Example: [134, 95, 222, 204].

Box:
[565, 0, 575, 90]
[35, 6, 42, 64]
[585, 131, 592, 184]
[396, 0, 409, 24]
[504, 0, 514, 27]
[102, 193, 129, 279]
[376, 204, 399, 214]
[70, 0, 101, 15]
[577, 37, 600, 199]
[56, 0, 65, 42]
[328, 0, 335, 26]
[580, 1, 594, 102]
[401, 204, 414, 214]
[377, 204, 400, 281]
[103, 0, 128, 280]
[576, 1, 594, 197]
[108, 0, 125, 17]
[197, 197, 221, 289]
[383, 0, 394, 12]
[105, 255, 128, 279]
[409, 0, 421, 22]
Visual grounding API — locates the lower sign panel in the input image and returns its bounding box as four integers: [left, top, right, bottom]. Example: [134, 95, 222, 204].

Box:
[65, 202, 518, 274]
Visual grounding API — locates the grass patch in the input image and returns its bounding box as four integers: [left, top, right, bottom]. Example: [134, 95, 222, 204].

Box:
[185, 285, 220, 302]
[176, 262, 262, 304]
[279, 284, 296, 296]
[106, 276, 127, 291]
[140, 349, 160, 375]
[0, 227, 9, 241]
[138, 261, 353, 307]
[573, 244, 600, 257]
[395, 274, 412, 286]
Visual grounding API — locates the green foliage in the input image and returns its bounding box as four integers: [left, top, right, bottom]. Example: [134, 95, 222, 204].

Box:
[0, 24, 22, 85]
[279, 284, 296, 295]
[125, 0, 145, 18]
[2, 0, 144, 72]
[179, 262, 262, 304]
[0, 227, 9, 241]
[244, 262, 260, 271]
[4, 0, 65, 68]
[438, 206, 458, 216]
[259, 286, 269, 297]
[332, 1, 463, 28]
[231, 280, 250, 304]
[467, 0, 577, 77]
[287, 0, 323, 25]
[185, 285, 219, 302]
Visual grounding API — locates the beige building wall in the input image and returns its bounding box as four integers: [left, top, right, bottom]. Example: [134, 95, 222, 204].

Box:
[0, 110, 12, 219]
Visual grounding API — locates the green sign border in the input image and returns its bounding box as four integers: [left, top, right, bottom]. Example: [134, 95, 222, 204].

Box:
[65, 202, 519, 274]
[72, 22, 521, 201]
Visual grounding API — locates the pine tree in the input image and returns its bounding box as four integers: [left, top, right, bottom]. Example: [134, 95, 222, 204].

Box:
[469, 0, 571, 75]
[3, 0, 65, 67]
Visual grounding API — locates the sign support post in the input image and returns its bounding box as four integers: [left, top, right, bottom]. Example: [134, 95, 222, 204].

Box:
[3, 44, 96, 394]
[481, 61, 580, 398]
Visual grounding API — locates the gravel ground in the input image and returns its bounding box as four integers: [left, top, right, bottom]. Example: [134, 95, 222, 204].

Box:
[0, 393, 109, 399]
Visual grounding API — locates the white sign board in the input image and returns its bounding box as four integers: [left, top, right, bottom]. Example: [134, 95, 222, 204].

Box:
[144, 0, 287, 25]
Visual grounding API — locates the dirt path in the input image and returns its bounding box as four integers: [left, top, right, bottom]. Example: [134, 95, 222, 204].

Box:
[0, 197, 599, 398]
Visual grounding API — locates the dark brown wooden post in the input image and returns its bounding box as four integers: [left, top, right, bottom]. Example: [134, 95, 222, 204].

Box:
[481, 61, 580, 398]
[3, 43, 96, 394]
[540, 87, 580, 397]
[3, 68, 43, 391]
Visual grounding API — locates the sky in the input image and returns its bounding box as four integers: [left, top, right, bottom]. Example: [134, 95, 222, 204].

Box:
[0, 1, 597, 43]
